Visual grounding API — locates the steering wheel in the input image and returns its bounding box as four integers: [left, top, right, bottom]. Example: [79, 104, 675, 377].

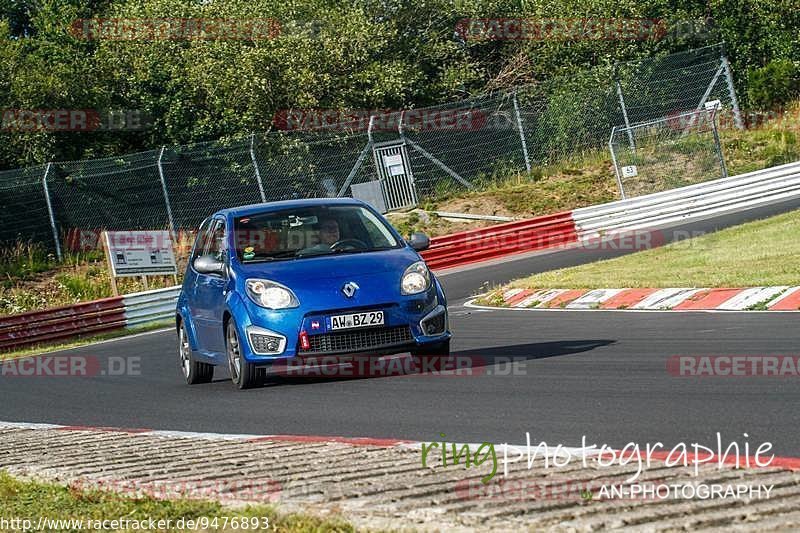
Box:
[330, 238, 368, 251]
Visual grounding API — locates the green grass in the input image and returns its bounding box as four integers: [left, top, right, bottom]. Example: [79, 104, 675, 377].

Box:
[724, 127, 800, 175]
[0, 234, 193, 316]
[0, 241, 104, 288]
[494, 208, 800, 292]
[438, 149, 619, 217]
[0, 471, 354, 532]
[0, 321, 173, 361]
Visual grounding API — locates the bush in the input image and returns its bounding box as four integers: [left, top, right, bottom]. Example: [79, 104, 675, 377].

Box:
[748, 60, 800, 109]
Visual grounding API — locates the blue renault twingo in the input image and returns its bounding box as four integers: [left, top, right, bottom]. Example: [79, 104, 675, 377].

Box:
[176, 198, 450, 389]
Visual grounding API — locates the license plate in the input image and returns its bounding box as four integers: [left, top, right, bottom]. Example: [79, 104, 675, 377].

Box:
[330, 311, 385, 330]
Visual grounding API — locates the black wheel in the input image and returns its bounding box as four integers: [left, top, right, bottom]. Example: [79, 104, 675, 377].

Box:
[226, 320, 261, 389]
[178, 322, 214, 385]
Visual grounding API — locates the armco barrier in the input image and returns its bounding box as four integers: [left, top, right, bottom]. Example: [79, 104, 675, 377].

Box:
[572, 160, 800, 238]
[419, 211, 578, 270]
[4, 159, 800, 351]
[0, 286, 178, 351]
[0, 297, 125, 350]
[122, 286, 182, 329]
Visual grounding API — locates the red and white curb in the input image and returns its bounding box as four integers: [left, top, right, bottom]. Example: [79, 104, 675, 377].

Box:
[477, 286, 800, 311]
[2, 420, 800, 472]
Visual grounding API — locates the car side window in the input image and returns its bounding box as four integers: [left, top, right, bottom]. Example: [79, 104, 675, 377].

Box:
[207, 219, 226, 262]
[190, 218, 213, 262]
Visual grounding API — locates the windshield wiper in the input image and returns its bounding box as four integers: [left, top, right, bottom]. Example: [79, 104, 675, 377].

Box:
[242, 250, 298, 262]
[294, 250, 331, 258]
[328, 247, 392, 256]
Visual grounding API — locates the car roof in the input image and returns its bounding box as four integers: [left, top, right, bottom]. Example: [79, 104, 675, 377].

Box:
[214, 197, 368, 218]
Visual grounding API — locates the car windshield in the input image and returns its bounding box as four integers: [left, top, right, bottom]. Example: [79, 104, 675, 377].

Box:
[234, 205, 401, 263]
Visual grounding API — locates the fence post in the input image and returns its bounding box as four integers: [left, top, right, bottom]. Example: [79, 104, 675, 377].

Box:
[337, 116, 375, 198]
[710, 110, 729, 179]
[512, 92, 531, 173]
[249, 133, 267, 202]
[720, 49, 744, 130]
[41, 162, 62, 260]
[614, 65, 636, 151]
[367, 114, 375, 145]
[398, 110, 405, 139]
[157, 146, 177, 240]
[608, 128, 627, 200]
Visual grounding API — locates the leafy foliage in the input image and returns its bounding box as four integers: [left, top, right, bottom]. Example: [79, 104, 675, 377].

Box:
[748, 60, 800, 109]
[0, 0, 798, 169]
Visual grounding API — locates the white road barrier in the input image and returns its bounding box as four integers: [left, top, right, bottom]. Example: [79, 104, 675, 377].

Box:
[122, 286, 182, 328]
[572, 160, 800, 239]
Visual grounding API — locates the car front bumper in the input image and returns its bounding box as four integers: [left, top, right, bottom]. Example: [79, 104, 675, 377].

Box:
[236, 290, 450, 363]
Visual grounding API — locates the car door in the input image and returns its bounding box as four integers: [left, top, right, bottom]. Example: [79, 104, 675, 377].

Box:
[193, 217, 229, 354]
[183, 217, 213, 349]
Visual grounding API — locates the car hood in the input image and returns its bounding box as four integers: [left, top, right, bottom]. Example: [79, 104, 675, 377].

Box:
[236, 247, 423, 309]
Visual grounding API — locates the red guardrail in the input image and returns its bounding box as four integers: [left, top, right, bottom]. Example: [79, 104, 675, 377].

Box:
[421, 211, 578, 270]
[0, 211, 578, 351]
[0, 297, 126, 350]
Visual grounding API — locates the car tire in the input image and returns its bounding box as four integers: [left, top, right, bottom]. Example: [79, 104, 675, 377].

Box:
[226, 320, 261, 389]
[179, 322, 214, 385]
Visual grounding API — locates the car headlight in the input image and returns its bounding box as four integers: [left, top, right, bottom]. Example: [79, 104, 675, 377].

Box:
[246, 279, 299, 309]
[401, 261, 431, 295]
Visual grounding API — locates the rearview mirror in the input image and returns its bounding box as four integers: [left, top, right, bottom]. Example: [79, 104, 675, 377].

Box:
[407, 232, 430, 252]
[193, 255, 225, 276]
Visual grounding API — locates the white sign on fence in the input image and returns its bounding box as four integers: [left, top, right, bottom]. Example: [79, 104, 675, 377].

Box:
[621, 165, 639, 178]
[103, 230, 177, 277]
[382, 153, 405, 176]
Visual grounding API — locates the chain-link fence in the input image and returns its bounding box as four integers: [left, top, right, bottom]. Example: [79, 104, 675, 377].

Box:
[610, 108, 727, 199]
[0, 43, 743, 257]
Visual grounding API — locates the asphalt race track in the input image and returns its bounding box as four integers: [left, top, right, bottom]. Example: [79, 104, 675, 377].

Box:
[2, 198, 800, 456]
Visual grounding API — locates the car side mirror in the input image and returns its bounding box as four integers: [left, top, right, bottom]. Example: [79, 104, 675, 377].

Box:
[193, 254, 226, 276]
[407, 232, 430, 252]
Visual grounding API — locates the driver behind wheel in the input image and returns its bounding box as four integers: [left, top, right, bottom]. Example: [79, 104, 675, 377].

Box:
[301, 217, 341, 253]
[318, 217, 340, 246]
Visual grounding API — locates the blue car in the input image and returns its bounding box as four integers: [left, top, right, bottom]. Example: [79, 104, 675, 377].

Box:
[176, 198, 450, 389]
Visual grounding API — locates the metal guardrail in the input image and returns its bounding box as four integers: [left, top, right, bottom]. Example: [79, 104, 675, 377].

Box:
[122, 286, 182, 329]
[0, 287, 179, 351]
[420, 211, 578, 270]
[4, 158, 800, 351]
[572, 160, 800, 238]
[0, 297, 126, 350]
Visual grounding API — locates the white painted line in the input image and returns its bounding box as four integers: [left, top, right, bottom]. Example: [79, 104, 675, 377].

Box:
[0, 421, 64, 430]
[631, 288, 702, 310]
[150, 430, 268, 441]
[716, 286, 789, 310]
[566, 289, 625, 309]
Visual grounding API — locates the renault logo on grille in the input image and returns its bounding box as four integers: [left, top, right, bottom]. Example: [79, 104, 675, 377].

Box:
[341, 282, 359, 298]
